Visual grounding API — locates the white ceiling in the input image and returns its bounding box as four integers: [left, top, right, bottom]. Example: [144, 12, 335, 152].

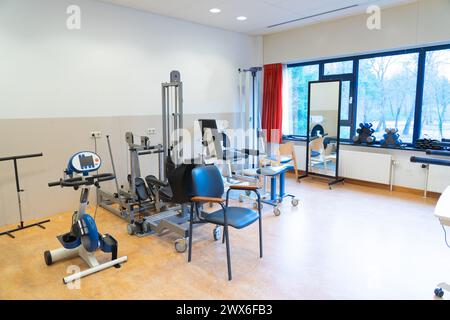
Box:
[98, 0, 415, 35]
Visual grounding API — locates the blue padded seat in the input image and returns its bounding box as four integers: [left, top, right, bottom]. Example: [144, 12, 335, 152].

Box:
[204, 207, 259, 229]
[311, 151, 321, 158]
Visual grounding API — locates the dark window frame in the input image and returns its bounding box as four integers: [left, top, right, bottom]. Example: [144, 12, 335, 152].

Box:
[284, 43, 450, 147]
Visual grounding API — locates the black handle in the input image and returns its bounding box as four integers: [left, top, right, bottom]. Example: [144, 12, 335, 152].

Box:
[48, 180, 62, 187]
[96, 174, 116, 182]
[48, 174, 114, 188]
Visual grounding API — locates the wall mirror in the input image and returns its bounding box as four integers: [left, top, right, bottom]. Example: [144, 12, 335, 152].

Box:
[306, 80, 344, 188]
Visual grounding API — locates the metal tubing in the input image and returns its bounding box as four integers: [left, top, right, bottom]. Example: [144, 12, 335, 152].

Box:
[0, 219, 50, 238]
[0, 152, 49, 238]
[279, 172, 285, 198]
[63, 256, 128, 284]
[106, 135, 125, 210]
[424, 164, 430, 198]
[0, 153, 43, 162]
[270, 177, 277, 201]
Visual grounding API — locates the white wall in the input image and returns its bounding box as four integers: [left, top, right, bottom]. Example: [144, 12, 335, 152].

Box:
[0, 0, 261, 226]
[0, 0, 259, 119]
[264, 0, 450, 64]
[265, 0, 450, 192]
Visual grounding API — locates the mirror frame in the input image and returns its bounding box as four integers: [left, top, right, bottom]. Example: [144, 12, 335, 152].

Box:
[306, 80, 344, 187]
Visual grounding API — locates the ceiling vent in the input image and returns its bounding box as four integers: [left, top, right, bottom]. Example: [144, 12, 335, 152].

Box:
[267, 4, 359, 28]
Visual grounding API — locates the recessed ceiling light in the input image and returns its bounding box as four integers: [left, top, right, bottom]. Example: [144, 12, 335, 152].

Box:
[209, 8, 221, 13]
[236, 16, 247, 21]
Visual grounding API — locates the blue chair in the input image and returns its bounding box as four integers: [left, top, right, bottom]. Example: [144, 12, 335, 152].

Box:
[189, 165, 263, 280]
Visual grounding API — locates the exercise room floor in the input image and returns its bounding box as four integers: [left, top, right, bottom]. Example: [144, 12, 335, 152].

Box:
[0, 177, 448, 300]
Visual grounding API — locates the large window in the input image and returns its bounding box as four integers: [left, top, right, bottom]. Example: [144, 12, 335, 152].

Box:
[283, 64, 319, 136]
[284, 44, 450, 148]
[356, 53, 419, 143]
[421, 49, 450, 140]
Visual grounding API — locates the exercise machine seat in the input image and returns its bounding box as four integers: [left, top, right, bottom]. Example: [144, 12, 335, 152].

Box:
[135, 177, 150, 201]
[204, 207, 259, 229]
[159, 185, 173, 200]
[145, 175, 169, 188]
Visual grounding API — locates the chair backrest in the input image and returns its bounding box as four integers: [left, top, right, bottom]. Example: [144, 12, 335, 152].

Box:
[309, 136, 324, 153]
[191, 165, 224, 198]
[278, 141, 295, 157]
[275, 141, 299, 177]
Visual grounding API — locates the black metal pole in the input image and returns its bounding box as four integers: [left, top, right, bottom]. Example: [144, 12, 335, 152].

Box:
[13, 159, 24, 228]
[0, 153, 50, 239]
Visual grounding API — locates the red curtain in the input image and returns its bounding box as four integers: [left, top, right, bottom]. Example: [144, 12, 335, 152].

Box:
[262, 63, 283, 143]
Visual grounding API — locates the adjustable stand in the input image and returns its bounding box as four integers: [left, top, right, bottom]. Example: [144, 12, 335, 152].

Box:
[0, 153, 50, 239]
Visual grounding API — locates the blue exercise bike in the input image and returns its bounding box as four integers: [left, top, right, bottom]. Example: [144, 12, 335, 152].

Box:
[44, 151, 128, 284]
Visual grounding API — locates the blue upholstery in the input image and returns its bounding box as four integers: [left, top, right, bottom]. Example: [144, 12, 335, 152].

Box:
[204, 207, 259, 229]
[311, 151, 321, 158]
[191, 165, 224, 198]
[279, 156, 293, 164]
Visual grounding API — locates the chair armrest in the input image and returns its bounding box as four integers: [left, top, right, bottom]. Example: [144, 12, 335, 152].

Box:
[229, 185, 259, 191]
[191, 196, 225, 203]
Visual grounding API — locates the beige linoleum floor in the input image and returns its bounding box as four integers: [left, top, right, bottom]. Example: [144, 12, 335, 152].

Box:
[0, 177, 447, 300]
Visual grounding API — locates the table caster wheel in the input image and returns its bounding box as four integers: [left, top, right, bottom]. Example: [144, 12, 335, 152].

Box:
[435, 288, 444, 298]
[175, 238, 188, 253]
[291, 198, 299, 207]
[245, 190, 251, 196]
[213, 227, 221, 241]
[274, 207, 281, 216]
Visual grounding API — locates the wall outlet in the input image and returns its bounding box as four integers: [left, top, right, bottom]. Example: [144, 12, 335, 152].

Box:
[148, 128, 157, 135]
[91, 131, 102, 139]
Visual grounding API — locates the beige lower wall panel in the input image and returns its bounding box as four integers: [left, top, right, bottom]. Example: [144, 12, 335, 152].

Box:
[0, 113, 238, 226]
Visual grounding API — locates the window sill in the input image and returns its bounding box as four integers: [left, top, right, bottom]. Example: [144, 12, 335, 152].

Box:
[282, 136, 436, 153]
[339, 141, 432, 153]
[283, 136, 307, 142]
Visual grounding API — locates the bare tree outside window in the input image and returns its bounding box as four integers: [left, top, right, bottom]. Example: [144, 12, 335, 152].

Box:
[421, 49, 450, 140]
[357, 53, 419, 143]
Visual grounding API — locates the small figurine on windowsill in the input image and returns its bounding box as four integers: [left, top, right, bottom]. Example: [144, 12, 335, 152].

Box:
[380, 128, 404, 148]
[352, 123, 376, 145]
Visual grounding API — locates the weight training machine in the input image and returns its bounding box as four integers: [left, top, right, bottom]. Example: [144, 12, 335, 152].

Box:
[44, 151, 127, 284]
[98, 71, 216, 252]
[97, 132, 167, 233]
